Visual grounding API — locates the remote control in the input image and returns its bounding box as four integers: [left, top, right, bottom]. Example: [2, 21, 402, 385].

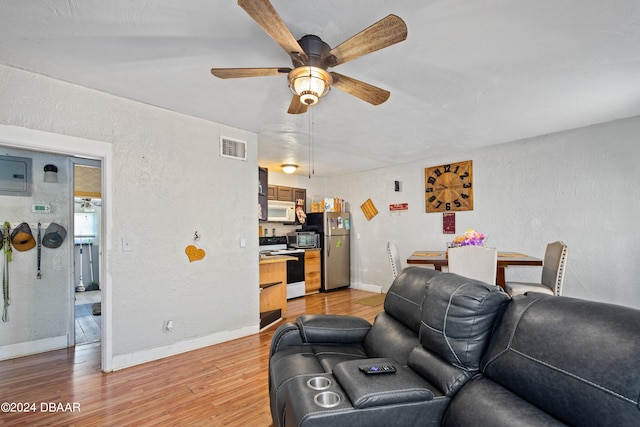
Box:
[359, 364, 397, 375]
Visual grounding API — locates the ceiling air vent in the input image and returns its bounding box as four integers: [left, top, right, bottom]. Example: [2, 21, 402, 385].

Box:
[220, 136, 247, 161]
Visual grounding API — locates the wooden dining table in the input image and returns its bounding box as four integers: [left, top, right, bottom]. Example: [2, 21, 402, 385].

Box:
[406, 250, 543, 288]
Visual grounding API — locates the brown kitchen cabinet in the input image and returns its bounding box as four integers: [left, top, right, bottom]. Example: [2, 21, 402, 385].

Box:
[294, 188, 306, 207]
[258, 167, 268, 222]
[267, 185, 276, 200]
[268, 185, 294, 202]
[268, 185, 307, 224]
[304, 249, 321, 294]
[276, 186, 294, 201]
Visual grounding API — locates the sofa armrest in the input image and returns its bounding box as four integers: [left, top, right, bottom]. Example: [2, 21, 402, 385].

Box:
[333, 358, 434, 409]
[296, 314, 372, 344]
[270, 322, 304, 356]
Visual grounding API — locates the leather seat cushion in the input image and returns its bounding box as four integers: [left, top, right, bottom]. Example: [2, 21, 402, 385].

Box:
[442, 376, 566, 426]
[363, 312, 420, 366]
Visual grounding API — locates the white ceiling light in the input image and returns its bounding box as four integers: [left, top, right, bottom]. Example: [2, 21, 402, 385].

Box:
[288, 66, 332, 106]
[281, 164, 298, 174]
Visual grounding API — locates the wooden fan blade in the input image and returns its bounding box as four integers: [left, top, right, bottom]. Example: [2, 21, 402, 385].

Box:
[322, 15, 407, 67]
[211, 67, 291, 79]
[330, 72, 390, 106]
[287, 95, 308, 114]
[238, 0, 307, 61]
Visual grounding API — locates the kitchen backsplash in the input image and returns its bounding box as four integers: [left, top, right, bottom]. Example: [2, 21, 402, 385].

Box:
[259, 223, 299, 237]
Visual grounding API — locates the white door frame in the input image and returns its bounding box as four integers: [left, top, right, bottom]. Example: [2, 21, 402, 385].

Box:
[0, 125, 113, 372]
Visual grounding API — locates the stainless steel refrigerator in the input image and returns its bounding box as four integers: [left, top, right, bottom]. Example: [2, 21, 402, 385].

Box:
[304, 212, 351, 291]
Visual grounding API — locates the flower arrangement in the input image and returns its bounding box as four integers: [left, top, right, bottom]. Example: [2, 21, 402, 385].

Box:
[452, 229, 486, 247]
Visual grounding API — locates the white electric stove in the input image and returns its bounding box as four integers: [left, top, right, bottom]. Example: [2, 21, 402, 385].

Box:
[259, 237, 306, 299]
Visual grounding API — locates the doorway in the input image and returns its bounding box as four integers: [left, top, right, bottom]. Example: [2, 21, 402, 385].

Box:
[1, 125, 113, 371]
[72, 161, 102, 346]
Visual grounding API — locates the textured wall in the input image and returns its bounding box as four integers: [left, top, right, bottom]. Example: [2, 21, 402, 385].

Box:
[0, 65, 259, 366]
[328, 116, 640, 309]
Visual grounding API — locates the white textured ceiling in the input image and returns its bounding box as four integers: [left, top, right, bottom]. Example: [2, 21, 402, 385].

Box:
[1, 0, 639, 176]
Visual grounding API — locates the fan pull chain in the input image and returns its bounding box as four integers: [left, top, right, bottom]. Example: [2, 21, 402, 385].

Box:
[308, 108, 315, 178]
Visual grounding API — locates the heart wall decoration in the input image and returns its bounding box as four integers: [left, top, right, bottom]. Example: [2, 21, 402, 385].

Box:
[185, 245, 206, 262]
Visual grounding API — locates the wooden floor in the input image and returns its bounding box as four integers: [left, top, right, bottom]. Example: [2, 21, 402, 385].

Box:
[0, 288, 384, 426]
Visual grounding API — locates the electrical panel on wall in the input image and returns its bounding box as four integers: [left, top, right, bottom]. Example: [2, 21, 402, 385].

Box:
[0, 154, 32, 196]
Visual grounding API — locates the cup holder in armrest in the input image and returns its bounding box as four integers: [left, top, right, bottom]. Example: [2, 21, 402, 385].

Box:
[314, 391, 341, 408]
[307, 376, 332, 390]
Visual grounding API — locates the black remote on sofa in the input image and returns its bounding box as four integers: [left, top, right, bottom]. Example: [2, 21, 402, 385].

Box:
[359, 364, 397, 374]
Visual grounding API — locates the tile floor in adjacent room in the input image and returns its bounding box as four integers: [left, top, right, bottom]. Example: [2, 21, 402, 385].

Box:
[75, 289, 101, 345]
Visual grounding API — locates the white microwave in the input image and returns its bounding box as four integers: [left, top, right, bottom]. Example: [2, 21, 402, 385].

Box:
[268, 200, 296, 222]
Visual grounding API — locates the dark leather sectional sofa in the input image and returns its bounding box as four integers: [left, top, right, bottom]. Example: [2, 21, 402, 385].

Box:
[268, 267, 640, 426]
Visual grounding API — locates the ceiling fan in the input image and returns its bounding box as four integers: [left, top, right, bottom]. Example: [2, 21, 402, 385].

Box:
[74, 198, 102, 212]
[211, 0, 408, 114]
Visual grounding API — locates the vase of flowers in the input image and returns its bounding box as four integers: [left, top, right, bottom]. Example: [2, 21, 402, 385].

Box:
[447, 229, 487, 256]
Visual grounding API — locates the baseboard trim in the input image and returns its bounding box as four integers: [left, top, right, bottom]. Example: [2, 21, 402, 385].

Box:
[0, 335, 68, 361]
[111, 324, 259, 371]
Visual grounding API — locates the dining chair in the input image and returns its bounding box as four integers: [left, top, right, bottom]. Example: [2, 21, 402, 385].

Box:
[447, 246, 498, 285]
[505, 241, 568, 296]
[387, 242, 402, 279]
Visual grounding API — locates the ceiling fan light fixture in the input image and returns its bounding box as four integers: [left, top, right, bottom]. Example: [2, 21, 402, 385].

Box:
[281, 164, 298, 174]
[289, 66, 332, 106]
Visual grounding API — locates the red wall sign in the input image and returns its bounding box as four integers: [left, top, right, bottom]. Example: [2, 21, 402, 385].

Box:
[443, 212, 456, 234]
[389, 203, 409, 211]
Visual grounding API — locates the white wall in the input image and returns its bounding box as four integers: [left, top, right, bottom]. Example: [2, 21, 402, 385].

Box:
[328, 116, 640, 309]
[0, 65, 260, 368]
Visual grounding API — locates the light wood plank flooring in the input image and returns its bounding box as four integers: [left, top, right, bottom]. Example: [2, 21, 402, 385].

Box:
[0, 288, 384, 426]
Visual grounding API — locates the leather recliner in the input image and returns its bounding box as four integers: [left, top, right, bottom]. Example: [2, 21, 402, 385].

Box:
[269, 267, 640, 426]
[268, 267, 509, 427]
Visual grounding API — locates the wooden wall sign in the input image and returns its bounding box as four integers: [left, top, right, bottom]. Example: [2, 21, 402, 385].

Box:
[361, 198, 378, 221]
[425, 160, 474, 213]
